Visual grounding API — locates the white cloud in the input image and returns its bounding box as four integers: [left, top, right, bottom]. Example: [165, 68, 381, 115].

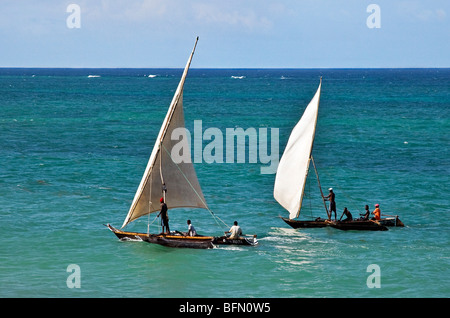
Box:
[0, 0, 448, 67]
[436, 9, 447, 21]
[398, 1, 447, 22]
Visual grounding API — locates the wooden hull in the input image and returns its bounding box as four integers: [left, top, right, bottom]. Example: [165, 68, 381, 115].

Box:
[105, 224, 257, 248]
[280, 216, 404, 231]
[145, 233, 214, 249]
[325, 220, 388, 231]
[105, 224, 149, 241]
[105, 224, 213, 248]
[281, 217, 328, 229]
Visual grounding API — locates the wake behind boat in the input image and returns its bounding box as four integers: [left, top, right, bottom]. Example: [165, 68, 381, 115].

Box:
[106, 37, 257, 248]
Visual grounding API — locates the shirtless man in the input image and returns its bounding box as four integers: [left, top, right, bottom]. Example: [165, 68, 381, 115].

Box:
[339, 207, 353, 222]
[323, 188, 337, 220]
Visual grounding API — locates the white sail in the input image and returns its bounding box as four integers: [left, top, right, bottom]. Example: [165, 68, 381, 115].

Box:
[274, 79, 322, 219]
[121, 37, 208, 228]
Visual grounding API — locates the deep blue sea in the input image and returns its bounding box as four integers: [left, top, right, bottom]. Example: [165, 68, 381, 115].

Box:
[0, 68, 448, 298]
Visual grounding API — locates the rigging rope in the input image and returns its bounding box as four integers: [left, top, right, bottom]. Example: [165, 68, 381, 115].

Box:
[148, 159, 154, 235]
[317, 164, 363, 215]
[307, 169, 314, 219]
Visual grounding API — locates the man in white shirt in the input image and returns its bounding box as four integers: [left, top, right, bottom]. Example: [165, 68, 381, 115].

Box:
[226, 221, 242, 239]
[186, 220, 197, 236]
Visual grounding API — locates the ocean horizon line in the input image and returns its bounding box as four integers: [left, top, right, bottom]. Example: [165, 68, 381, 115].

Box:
[1, 66, 449, 70]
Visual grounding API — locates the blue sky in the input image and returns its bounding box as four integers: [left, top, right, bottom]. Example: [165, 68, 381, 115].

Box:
[0, 0, 449, 68]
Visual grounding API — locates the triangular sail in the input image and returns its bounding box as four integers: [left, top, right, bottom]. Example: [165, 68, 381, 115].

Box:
[121, 37, 208, 228]
[274, 79, 322, 219]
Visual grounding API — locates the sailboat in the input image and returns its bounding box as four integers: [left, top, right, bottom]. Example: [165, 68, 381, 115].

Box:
[274, 79, 400, 231]
[106, 37, 257, 248]
[274, 78, 331, 229]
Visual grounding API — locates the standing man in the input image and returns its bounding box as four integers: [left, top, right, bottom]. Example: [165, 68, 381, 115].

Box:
[323, 188, 336, 220]
[158, 197, 170, 234]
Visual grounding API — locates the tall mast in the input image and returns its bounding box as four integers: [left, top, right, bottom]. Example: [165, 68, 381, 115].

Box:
[121, 37, 206, 229]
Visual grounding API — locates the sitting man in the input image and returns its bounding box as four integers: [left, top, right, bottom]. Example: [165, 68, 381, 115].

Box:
[186, 219, 197, 236]
[339, 207, 353, 222]
[225, 221, 242, 239]
[371, 204, 381, 220]
[360, 205, 370, 220]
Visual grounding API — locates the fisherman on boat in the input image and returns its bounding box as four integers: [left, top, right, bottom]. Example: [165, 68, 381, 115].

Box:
[359, 205, 370, 220]
[157, 197, 170, 234]
[225, 221, 242, 239]
[186, 219, 197, 236]
[339, 207, 353, 222]
[323, 188, 337, 220]
[371, 204, 381, 220]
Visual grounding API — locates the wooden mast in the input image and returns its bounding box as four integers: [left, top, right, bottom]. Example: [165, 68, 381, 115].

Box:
[311, 155, 330, 220]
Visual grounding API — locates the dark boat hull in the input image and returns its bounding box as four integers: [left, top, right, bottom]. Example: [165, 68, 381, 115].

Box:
[280, 215, 404, 231]
[326, 220, 388, 231]
[379, 217, 405, 227]
[212, 236, 258, 246]
[281, 217, 328, 228]
[105, 224, 257, 248]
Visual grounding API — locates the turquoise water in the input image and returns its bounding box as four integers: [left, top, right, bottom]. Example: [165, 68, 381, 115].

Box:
[0, 68, 448, 298]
